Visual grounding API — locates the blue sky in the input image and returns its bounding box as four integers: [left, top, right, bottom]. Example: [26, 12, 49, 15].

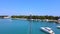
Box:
[0, 0, 60, 16]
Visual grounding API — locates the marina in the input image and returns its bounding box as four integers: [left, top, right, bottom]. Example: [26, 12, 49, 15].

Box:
[0, 19, 60, 34]
[0, 0, 60, 34]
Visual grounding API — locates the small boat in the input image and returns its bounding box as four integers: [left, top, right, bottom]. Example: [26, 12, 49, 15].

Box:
[40, 27, 55, 34]
[57, 26, 60, 29]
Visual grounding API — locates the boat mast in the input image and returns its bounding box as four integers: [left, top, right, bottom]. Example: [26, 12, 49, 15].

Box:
[29, 15, 32, 34]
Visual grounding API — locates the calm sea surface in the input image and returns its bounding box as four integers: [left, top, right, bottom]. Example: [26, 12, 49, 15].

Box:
[0, 19, 60, 34]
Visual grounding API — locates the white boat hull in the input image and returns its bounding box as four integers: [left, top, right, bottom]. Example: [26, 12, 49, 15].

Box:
[40, 27, 55, 34]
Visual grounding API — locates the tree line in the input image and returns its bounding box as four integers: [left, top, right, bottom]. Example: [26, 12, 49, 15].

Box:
[11, 15, 60, 20]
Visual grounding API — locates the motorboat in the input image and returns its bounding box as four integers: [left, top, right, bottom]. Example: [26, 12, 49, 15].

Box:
[40, 27, 55, 34]
[57, 26, 60, 29]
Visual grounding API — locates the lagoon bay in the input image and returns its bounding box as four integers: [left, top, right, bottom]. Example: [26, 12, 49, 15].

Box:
[0, 19, 60, 34]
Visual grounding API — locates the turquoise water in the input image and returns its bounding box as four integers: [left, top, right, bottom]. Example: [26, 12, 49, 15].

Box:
[0, 19, 60, 34]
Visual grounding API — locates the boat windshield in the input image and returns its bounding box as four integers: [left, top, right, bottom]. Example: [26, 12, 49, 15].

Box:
[45, 28, 51, 31]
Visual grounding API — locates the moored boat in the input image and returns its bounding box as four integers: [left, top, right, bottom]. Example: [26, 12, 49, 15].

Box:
[40, 27, 55, 34]
[57, 26, 60, 29]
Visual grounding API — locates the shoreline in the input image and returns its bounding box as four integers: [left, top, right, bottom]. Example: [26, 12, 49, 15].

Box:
[0, 18, 60, 23]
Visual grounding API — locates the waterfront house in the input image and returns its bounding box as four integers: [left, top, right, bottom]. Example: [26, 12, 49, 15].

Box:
[0, 16, 9, 19]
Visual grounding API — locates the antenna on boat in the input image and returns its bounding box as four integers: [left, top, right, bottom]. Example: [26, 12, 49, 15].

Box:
[28, 7, 32, 34]
[29, 14, 32, 34]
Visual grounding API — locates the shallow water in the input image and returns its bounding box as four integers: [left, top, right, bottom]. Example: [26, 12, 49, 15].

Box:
[0, 19, 60, 34]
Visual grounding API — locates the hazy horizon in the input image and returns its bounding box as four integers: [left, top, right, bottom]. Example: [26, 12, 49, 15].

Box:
[0, 0, 60, 16]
